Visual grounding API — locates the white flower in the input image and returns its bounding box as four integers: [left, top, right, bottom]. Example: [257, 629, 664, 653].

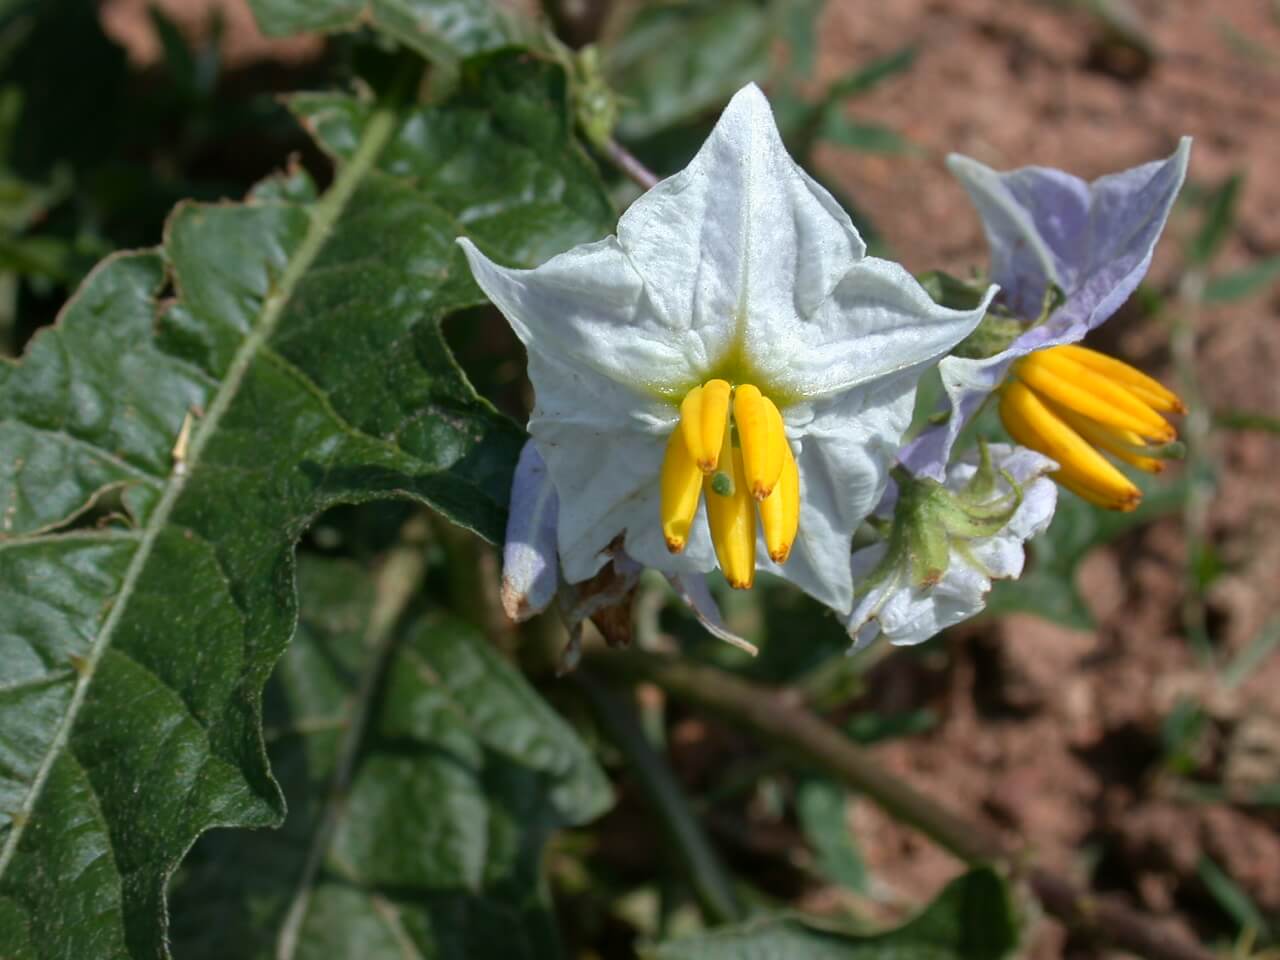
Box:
[502, 439, 757, 659]
[461, 84, 994, 615]
[847, 444, 1058, 647]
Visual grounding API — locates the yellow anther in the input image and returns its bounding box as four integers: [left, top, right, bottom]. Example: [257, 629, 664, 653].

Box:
[758, 441, 800, 564]
[1054, 345, 1186, 414]
[999, 379, 1140, 511]
[704, 444, 756, 589]
[1015, 351, 1174, 443]
[1049, 402, 1165, 474]
[680, 379, 731, 473]
[660, 427, 703, 553]
[733, 384, 786, 499]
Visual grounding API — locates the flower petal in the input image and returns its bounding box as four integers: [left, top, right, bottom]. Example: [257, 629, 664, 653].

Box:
[760, 257, 997, 399]
[761, 370, 920, 612]
[501, 440, 559, 621]
[617, 84, 867, 385]
[902, 141, 1190, 479]
[948, 138, 1191, 326]
[525, 348, 715, 583]
[666, 574, 758, 656]
[458, 236, 708, 395]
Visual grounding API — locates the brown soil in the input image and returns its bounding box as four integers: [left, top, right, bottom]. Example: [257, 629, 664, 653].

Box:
[810, 1, 1280, 955]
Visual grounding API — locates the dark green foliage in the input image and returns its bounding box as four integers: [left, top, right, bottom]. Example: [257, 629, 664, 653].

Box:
[0, 53, 612, 959]
[170, 556, 610, 959]
[656, 867, 1021, 959]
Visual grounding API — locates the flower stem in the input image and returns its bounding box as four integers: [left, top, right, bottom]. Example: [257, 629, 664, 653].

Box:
[575, 670, 746, 924]
[587, 648, 1216, 960]
[602, 137, 660, 191]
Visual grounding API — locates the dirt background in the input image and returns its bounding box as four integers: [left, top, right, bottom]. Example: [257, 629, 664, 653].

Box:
[813, 1, 1280, 955]
[96, 0, 1280, 955]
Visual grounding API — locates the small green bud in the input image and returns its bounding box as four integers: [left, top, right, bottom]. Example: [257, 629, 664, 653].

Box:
[572, 45, 619, 149]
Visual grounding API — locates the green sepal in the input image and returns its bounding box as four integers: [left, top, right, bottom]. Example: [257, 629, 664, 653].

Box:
[952, 311, 1023, 360]
[862, 453, 1028, 595]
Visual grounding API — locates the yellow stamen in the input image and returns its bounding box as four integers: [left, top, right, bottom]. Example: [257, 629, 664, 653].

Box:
[999, 379, 1141, 510]
[1047, 400, 1165, 474]
[1054, 344, 1186, 414]
[660, 427, 703, 553]
[759, 441, 800, 563]
[705, 443, 756, 589]
[1015, 351, 1175, 443]
[680, 378, 732, 473]
[733, 384, 787, 499]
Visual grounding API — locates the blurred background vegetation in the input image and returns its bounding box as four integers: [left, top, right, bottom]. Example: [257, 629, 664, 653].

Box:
[5, 0, 1279, 956]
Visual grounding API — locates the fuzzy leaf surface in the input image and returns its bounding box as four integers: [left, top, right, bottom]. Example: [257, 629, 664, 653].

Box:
[169, 556, 610, 959]
[0, 54, 612, 959]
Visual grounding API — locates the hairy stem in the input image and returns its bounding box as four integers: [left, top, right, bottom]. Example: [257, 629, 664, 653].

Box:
[588, 649, 1215, 960]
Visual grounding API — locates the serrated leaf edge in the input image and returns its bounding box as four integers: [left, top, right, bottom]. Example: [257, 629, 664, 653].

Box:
[0, 84, 406, 885]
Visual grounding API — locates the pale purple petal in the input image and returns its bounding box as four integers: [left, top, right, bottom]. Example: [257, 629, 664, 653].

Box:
[501, 440, 560, 621]
[951, 138, 1191, 329]
[901, 139, 1191, 479]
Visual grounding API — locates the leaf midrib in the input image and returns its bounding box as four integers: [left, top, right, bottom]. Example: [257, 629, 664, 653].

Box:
[0, 88, 407, 881]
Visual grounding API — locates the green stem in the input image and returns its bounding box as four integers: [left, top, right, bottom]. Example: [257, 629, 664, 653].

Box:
[1214, 409, 1280, 434]
[278, 513, 431, 958]
[588, 649, 1216, 960]
[1174, 268, 1216, 664]
[575, 670, 745, 925]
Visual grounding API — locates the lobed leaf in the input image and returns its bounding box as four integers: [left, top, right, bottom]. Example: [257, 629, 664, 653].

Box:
[247, 0, 533, 65]
[0, 53, 613, 959]
[169, 556, 610, 959]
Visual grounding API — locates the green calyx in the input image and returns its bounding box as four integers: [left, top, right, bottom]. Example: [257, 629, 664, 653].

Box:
[922, 270, 1068, 361]
[952, 311, 1023, 360]
[859, 443, 1024, 596]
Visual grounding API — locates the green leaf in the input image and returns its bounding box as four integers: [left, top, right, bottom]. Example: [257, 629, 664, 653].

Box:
[986, 474, 1187, 629]
[825, 46, 917, 100]
[795, 778, 868, 893]
[1202, 255, 1280, 303]
[0, 54, 613, 959]
[656, 867, 1021, 958]
[819, 115, 914, 155]
[247, 0, 531, 65]
[169, 555, 610, 959]
[605, 0, 773, 140]
[1196, 856, 1272, 942]
[780, 0, 826, 80]
[1187, 172, 1242, 267]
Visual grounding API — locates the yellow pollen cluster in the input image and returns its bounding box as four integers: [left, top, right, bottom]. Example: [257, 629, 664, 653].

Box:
[999, 345, 1185, 511]
[660, 379, 799, 589]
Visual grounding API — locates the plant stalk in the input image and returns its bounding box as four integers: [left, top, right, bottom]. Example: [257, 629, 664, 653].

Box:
[587, 649, 1216, 960]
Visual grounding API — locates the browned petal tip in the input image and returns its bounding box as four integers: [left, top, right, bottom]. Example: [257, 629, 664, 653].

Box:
[665, 536, 686, 554]
[726, 574, 755, 590]
[500, 579, 530, 622]
[768, 547, 791, 564]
